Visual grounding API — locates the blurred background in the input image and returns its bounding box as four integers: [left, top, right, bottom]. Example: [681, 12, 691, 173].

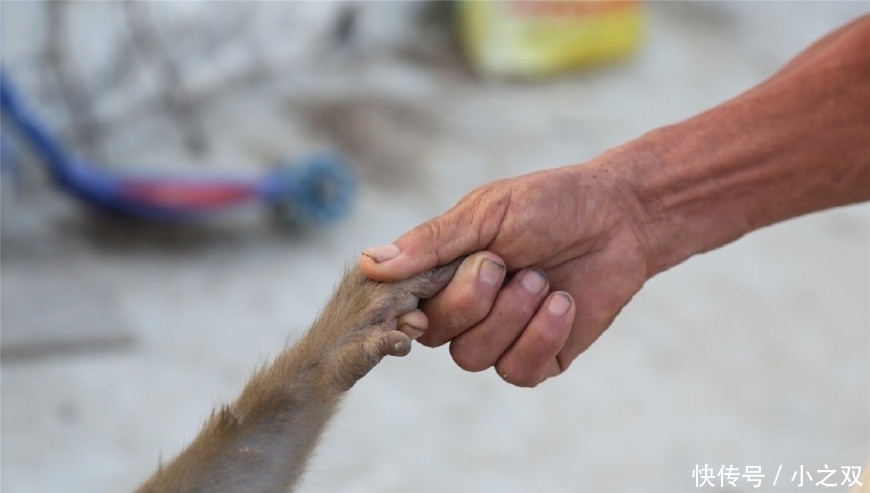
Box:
[1, 2, 868, 492]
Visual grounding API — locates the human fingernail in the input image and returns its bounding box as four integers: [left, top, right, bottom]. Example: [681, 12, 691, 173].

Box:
[361, 244, 400, 263]
[547, 293, 572, 316]
[520, 268, 547, 293]
[479, 258, 505, 286]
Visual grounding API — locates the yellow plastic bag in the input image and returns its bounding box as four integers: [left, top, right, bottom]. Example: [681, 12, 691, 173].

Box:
[459, 1, 644, 78]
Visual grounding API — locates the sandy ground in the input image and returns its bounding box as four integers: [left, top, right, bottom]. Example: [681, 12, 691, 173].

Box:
[2, 2, 868, 492]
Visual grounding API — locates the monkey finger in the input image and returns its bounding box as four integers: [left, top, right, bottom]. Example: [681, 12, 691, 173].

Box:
[494, 292, 574, 387]
[378, 330, 414, 357]
[417, 252, 506, 348]
[397, 309, 428, 341]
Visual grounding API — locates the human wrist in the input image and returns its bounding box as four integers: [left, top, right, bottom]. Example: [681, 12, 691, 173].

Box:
[616, 17, 870, 278]
[607, 119, 760, 279]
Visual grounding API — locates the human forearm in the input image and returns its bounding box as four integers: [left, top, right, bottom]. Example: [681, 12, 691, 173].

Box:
[624, 15, 870, 276]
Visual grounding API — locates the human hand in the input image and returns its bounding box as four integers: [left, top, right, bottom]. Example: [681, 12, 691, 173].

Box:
[362, 16, 870, 387]
[360, 161, 652, 387]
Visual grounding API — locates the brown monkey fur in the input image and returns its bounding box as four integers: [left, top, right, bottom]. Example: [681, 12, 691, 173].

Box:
[135, 260, 461, 493]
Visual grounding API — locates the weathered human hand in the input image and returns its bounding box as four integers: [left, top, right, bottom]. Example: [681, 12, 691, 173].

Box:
[363, 16, 870, 387]
[361, 161, 651, 387]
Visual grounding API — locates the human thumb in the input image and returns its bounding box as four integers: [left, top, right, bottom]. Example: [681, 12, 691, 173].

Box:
[360, 202, 498, 282]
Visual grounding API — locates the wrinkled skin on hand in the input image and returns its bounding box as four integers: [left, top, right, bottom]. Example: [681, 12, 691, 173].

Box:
[363, 164, 651, 387]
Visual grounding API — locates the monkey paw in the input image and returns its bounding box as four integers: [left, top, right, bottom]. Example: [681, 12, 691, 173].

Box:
[317, 258, 462, 391]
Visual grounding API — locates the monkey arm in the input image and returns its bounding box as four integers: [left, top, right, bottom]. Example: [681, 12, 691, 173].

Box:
[135, 260, 461, 493]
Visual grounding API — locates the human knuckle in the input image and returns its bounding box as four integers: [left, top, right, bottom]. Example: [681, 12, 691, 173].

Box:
[496, 359, 543, 388]
[417, 320, 455, 347]
[416, 333, 441, 348]
[457, 292, 493, 322]
[450, 343, 490, 373]
[430, 288, 490, 331]
[500, 293, 545, 324]
[507, 371, 540, 388]
[423, 220, 442, 243]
